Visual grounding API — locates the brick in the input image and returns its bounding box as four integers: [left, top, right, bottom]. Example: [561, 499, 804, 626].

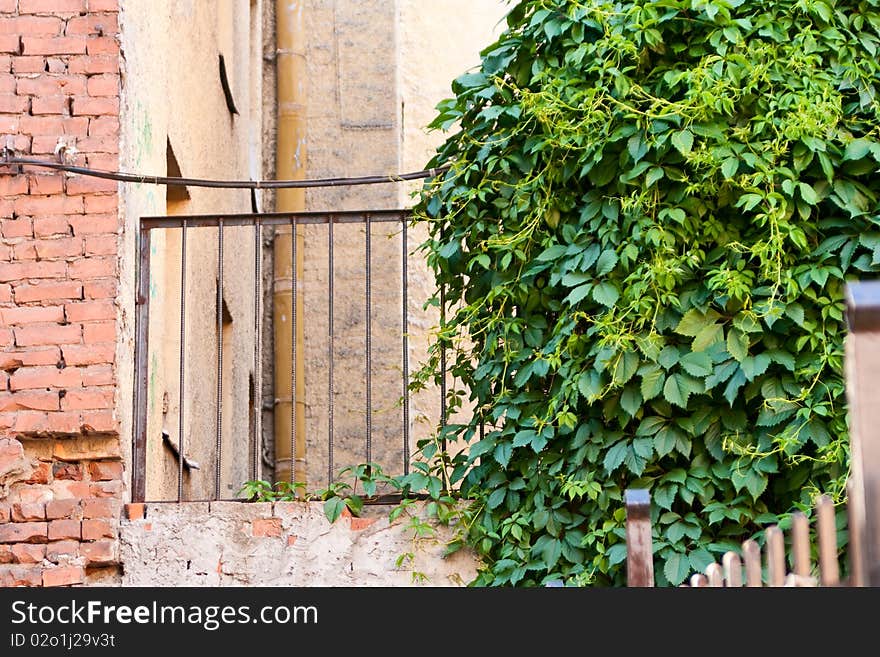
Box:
[85, 36, 118, 55]
[22, 461, 50, 484]
[13, 324, 82, 348]
[0, 54, 9, 71]
[87, 116, 118, 137]
[83, 321, 114, 343]
[14, 282, 82, 303]
[18, 115, 64, 136]
[0, 175, 28, 196]
[11, 241, 37, 260]
[82, 234, 116, 256]
[47, 518, 80, 540]
[14, 486, 53, 504]
[52, 461, 82, 480]
[45, 539, 78, 563]
[86, 460, 121, 481]
[16, 74, 85, 96]
[1, 438, 28, 474]
[85, 152, 116, 169]
[61, 387, 112, 411]
[286, 535, 298, 546]
[0, 545, 10, 563]
[80, 539, 114, 565]
[65, 174, 116, 194]
[1, 16, 64, 36]
[75, 135, 117, 154]
[45, 57, 65, 73]
[61, 115, 88, 135]
[0, 564, 42, 586]
[0, 283, 10, 302]
[82, 497, 118, 519]
[11, 543, 45, 563]
[1, 218, 33, 239]
[0, 260, 66, 282]
[0, 521, 47, 543]
[89, 480, 120, 498]
[45, 411, 82, 434]
[9, 411, 48, 434]
[20, 0, 86, 12]
[252, 517, 282, 538]
[68, 256, 116, 279]
[15, 193, 83, 215]
[68, 54, 116, 75]
[36, 237, 83, 259]
[10, 365, 82, 390]
[0, 114, 18, 131]
[50, 478, 89, 499]
[66, 14, 118, 37]
[32, 215, 72, 237]
[42, 565, 84, 587]
[124, 503, 144, 520]
[89, 0, 119, 11]
[0, 73, 11, 93]
[81, 365, 113, 386]
[30, 95, 67, 114]
[81, 518, 113, 540]
[64, 300, 113, 322]
[86, 73, 116, 97]
[350, 516, 377, 531]
[22, 37, 86, 56]
[0, 35, 20, 54]
[83, 194, 116, 214]
[71, 95, 116, 116]
[28, 173, 64, 195]
[61, 344, 114, 367]
[11, 502, 45, 521]
[0, 93, 28, 113]
[53, 435, 119, 461]
[68, 213, 116, 235]
[12, 56, 47, 73]
[0, 504, 8, 522]
[0, 305, 64, 324]
[0, 390, 60, 411]
[45, 498, 79, 519]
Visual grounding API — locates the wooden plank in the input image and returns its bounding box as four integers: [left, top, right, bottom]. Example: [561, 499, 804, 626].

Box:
[705, 563, 723, 587]
[816, 494, 839, 587]
[690, 573, 708, 587]
[722, 551, 742, 587]
[624, 489, 654, 587]
[766, 526, 786, 587]
[848, 479, 864, 587]
[743, 539, 762, 587]
[791, 511, 811, 577]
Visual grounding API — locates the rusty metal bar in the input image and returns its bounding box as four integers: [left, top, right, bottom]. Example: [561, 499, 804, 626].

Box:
[252, 220, 263, 483]
[132, 225, 152, 503]
[328, 214, 335, 486]
[215, 221, 224, 500]
[178, 222, 188, 502]
[141, 210, 407, 231]
[402, 217, 410, 475]
[365, 213, 372, 469]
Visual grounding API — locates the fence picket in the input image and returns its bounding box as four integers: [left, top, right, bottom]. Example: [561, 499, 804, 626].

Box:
[722, 552, 742, 587]
[766, 526, 785, 586]
[690, 573, 708, 587]
[743, 539, 762, 587]
[816, 495, 839, 587]
[705, 562, 723, 587]
[792, 511, 810, 578]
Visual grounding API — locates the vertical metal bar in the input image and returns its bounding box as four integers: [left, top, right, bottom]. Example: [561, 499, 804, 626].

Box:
[365, 213, 372, 469]
[401, 216, 410, 475]
[253, 219, 263, 483]
[215, 220, 224, 500]
[290, 218, 297, 484]
[178, 221, 188, 503]
[133, 225, 152, 503]
[328, 214, 334, 486]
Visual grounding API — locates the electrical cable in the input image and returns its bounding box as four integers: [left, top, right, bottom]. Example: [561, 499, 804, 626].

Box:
[0, 155, 449, 189]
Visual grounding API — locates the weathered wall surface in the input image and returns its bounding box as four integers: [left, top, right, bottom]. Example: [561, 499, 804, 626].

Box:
[0, 0, 124, 587]
[120, 500, 477, 586]
[119, 0, 267, 502]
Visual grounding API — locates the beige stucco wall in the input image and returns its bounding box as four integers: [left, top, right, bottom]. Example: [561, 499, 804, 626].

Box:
[118, 0, 267, 502]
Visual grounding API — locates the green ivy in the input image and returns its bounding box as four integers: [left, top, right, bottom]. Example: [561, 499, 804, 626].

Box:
[412, 0, 880, 585]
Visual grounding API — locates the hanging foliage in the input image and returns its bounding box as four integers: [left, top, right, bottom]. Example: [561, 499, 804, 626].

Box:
[412, 0, 880, 585]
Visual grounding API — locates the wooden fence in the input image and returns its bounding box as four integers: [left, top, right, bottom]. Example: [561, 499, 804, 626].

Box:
[625, 280, 880, 587]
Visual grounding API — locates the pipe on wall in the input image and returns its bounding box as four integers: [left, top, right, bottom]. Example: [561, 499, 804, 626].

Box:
[273, 0, 307, 486]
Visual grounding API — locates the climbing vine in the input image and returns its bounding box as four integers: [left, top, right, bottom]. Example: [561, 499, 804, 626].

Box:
[411, 0, 880, 585]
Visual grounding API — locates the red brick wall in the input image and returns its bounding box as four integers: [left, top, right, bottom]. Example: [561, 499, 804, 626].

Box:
[0, 0, 121, 587]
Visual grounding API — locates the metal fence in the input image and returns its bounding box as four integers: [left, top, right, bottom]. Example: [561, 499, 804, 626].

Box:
[132, 210, 420, 503]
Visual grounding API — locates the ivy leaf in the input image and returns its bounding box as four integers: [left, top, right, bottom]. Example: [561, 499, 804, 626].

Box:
[494, 442, 513, 468]
[654, 484, 677, 510]
[654, 425, 680, 457]
[679, 351, 712, 377]
[726, 328, 749, 363]
[692, 323, 724, 352]
[844, 138, 872, 161]
[620, 387, 642, 417]
[592, 281, 620, 306]
[688, 547, 714, 574]
[636, 415, 666, 436]
[723, 368, 747, 405]
[721, 157, 739, 179]
[671, 129, 694, 155]
[640, 364, 665, 400]
[633, 437, 654, 459]
[513, 430, 537, 448]
[612, 351, 639, 386]
[577, 370, 602, 400]
[541, 538, 562, 569]
[324, 497, 346, 524]
[595, 250, 619, 276]
[745, 471, 768, 500]
[676, 309, 718, 337]
[487, 487, 506, 509]
[663, 373, 701, 408]
[624, 446, 647, 476]
[565, 283, 593, 305]
[658, 346, 680, 370]
[664, 553, 691, 586]
[741, 354, 771, 381]
[603, 440, 628, 473]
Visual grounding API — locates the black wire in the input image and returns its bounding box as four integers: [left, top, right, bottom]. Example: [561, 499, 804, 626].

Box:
[1, 156, 449, 189]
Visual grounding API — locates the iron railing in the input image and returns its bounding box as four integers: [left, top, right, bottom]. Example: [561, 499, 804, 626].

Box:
[132, 210, 421, 503]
